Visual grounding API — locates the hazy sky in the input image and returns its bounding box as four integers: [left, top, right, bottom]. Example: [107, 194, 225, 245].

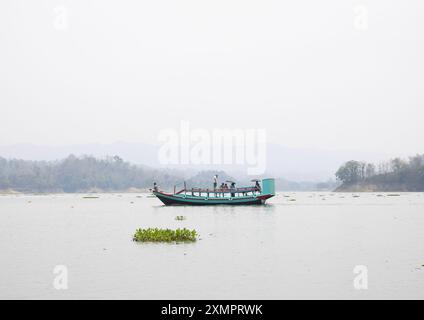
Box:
[1, 0, 423, 156]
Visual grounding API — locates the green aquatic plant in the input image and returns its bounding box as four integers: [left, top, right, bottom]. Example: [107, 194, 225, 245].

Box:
[133, 228, 197, 243]
[175, 215, 186, 221]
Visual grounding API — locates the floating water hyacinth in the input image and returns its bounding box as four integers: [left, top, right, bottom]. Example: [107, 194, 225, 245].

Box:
[133, 228, 197, 243]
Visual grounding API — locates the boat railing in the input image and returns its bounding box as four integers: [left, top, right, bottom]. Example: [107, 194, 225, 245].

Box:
[173, 186, 260, 195]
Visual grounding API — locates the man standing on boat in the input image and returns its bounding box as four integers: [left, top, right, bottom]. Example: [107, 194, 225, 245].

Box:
[230, 181, 236, 197]
[213, 175, 218, 193]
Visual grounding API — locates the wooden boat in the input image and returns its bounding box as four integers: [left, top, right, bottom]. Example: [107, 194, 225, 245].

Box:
[153, 178, 275, 206]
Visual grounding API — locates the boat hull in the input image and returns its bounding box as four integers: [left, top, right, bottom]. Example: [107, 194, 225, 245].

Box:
[153, 191, 272, 206]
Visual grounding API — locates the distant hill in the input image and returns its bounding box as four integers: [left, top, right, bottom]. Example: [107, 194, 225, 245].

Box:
[335, 154, 424, 192]
[0, 155, 337, 193]
[0, 142, 394, 181]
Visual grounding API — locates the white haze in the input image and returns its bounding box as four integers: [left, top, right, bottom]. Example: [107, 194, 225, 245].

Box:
[1, 0, 423, 179]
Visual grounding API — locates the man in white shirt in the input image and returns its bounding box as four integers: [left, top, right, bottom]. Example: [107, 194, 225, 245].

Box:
[213, 175, 218, 193]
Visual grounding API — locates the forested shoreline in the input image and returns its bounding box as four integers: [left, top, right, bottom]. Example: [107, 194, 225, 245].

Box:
[5, 153, 421, 193]
[0, 155, 179, 193]
[0, 154, 336, 193]
[335, 154, 424, 192]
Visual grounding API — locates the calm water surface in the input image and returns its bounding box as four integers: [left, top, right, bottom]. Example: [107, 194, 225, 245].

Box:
[1, 192, 424, 299]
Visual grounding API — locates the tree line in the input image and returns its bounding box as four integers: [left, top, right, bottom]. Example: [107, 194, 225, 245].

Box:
[335, 154, 424, 191]
[0, 155, 180, 192]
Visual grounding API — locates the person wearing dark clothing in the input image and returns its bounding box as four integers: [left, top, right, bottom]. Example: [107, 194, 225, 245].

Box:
[230, 182, 236, 197]
[255, 181, 261, 193]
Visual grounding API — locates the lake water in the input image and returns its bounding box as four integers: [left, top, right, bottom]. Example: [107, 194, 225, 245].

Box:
[1, 192, 424, 299]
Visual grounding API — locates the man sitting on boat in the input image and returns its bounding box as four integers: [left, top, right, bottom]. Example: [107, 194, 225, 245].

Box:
[219, 182, 225, 197]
